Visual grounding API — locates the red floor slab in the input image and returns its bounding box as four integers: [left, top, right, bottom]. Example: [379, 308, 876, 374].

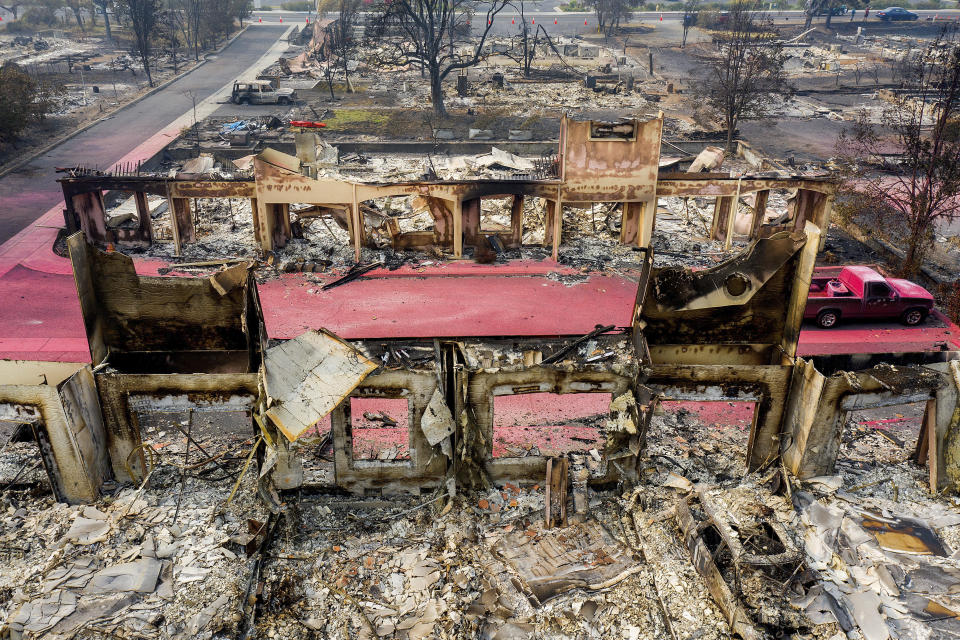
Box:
[258, 265, 639, 340]
[796, 310, 960, 356]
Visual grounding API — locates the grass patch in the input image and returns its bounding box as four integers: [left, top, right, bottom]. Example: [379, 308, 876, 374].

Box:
[321, 108, 391, 132]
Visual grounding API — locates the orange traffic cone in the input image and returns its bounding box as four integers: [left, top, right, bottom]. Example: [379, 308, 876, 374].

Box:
[659, 13, 663, 20]
[511, 17, 514, 23]
[531, 18, 534, 23]
[554, 17, 557, 23]
[279, 16, 283, 22]
[584, 19, 587, 24]
[258, 16, 261, 22]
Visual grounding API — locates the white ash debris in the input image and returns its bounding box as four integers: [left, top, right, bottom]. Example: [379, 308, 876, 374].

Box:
[0, 35, 96, 66]
[0, 464, 267, 640]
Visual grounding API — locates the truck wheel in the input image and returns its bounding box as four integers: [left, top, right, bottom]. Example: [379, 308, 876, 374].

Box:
[239, 97, 250, 105]
[901, 308, 927, 326]
[278, 97, 290, 105]
[817, 309, 840, 328]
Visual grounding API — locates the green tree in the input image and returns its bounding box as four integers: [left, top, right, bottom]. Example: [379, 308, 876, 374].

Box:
[0, 63, 61, 145]
[591, 0, 630, 37]
[837, 26, 960, 277]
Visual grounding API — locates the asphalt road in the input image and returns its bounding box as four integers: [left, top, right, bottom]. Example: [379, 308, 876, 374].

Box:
[254, 6, 960, 37]
[0, 25, 288, 245]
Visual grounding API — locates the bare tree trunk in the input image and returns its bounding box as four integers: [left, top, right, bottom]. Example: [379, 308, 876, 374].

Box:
[342, 57, 353, 92]
[901, 222, 929, 278]
[103, 7, 112, 39]
[430, 66, 445, 116]
[72, 6, 85, 30]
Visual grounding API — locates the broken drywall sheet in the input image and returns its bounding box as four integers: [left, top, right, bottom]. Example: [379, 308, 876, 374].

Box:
[420, 388, 455, 448]
[264, 329, 378, 441]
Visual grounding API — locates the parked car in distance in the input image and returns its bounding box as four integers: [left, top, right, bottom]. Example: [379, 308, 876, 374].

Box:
[876, 7, 919, 20]
[804, 265, 934, 328]
[231, 80, 296, 105]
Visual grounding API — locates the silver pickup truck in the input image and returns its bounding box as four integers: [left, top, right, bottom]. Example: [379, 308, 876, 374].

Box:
[231, 80, 296, 105]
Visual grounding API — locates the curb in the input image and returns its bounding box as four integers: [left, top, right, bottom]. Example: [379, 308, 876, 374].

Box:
[0, 25, 250, 181]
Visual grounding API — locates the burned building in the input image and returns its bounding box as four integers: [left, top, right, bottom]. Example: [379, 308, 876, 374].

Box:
[2, 115, 960, 639]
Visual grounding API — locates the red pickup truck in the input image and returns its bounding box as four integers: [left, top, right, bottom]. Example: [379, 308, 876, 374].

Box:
[805, 266, 935, 329]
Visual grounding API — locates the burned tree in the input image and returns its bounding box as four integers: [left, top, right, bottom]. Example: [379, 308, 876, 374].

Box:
[93, 0, 113, 40]
[681, 0, 700, 48]
[506, 0, 545, 78]
[370, 0, 509, 116]
[64, 0, 87, 30]
[694, 0, 791, 152]
[0, 1, 23, 19]
[591, 0, 630, 38]
[803, 0, 828, 27]
[317, 0, 361, 99]
[837, 26, 960, 277]
[159, 8, 183, 73]
[126, 0, 159, 86]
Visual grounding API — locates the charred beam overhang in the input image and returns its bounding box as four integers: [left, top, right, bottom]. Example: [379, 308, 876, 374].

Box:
[651, 230, 806, 312]
[655, 176, 835, 198]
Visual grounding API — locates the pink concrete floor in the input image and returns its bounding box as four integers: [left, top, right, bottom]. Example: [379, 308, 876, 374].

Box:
[492, 392, 611, 458]
[350, 397, 411, 460]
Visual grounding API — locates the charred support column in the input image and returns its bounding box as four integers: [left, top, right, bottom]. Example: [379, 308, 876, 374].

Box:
[724, 179, 743, 250]
[250, 198, 260, 244]
[462, 198, 481, 249]
[543, 200, 557, 248]
[169, 197, 195, 256]
[780, 221, 822, 359]
[453, 198, 463, 258]
[749, 190, 769, 240]
[73, 191, 109, 243]
[711, 196, 733, 243]
[621, 198, 656, 247]
[509, 195, 523, 247]
[621, 201, 642, 246]
[552, 190, 563, 261]
[351, 183, 362, 262]
[253, 200, 291, 253]
[133, 191, 154, 244]
[427, 197, 454, 247]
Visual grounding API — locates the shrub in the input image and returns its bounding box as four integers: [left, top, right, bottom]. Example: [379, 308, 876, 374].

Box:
[0, 63, 61, 144]
[3, 22, 34, 33]
[22, 6, 57, 26]
[280, 0, 313, 10]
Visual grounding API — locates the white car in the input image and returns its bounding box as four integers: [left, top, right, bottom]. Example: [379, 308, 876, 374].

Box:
[231, 80, 296, 105]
